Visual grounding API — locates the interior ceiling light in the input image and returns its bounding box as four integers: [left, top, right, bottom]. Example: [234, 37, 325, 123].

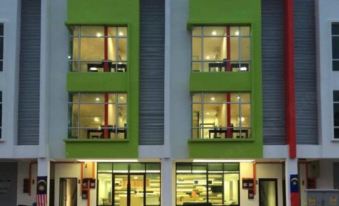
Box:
[95, 97, 100, 101]
[234, 31, 240, 36]
[89, 67, 98, 71]
[240, 67, 247, 71]
[212, 31, 217, 36]
[94, 117, 100, 122]
[119, 32, 124, 36]
[210, 97, 215, 101]
[96, 32, 102, 37]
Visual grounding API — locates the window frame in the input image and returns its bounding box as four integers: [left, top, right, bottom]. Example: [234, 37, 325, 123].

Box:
[191, 25, 252, 72]
[0, 23, 4, 72]
[0, 91, 2, 139]
[334, 91, 339, 139]
[191, 93, 252, 140]
[68, 92, 128, 139]
[69, 26, 128, 72]
[332, 22, 339, 71]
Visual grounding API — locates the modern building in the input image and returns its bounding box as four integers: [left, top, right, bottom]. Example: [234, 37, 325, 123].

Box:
[0, 0, 339, 205]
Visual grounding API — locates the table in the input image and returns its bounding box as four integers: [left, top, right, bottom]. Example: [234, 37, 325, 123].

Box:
[87, 127, 127, 139]
[87, 62, 127, 72]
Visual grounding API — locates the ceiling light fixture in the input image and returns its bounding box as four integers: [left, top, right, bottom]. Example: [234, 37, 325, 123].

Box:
[210, 97, 215, 101]
[212, 31, 217, 36]
[96, 32, 103, 37]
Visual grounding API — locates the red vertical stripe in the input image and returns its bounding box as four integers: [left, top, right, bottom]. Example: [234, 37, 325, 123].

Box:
[285, 0, 297, 158]
[226, 27, 232, 137]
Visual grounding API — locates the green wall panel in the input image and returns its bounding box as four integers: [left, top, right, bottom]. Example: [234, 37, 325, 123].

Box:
[188, 0, 263, 158]
[65, 140, 137, 158]
[65, 0, 139, 158]
[67, 72, 128, 92]
[190, 72, 252, 92]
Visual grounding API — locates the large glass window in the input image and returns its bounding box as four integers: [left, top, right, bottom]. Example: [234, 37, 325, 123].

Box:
[69, 93, 127, 139]
[0, 23, 3, 71]
[192, 93, 251, 139]
[333, 23, 339, 71]
[176, 163, 240, 206]
[334, 91, 339, 139]
[70, 26, 128, 72]
[97, 163, 161, 206]
[192, 26, 251, 72]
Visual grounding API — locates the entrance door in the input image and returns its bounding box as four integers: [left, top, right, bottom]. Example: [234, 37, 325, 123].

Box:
[59, 178, 77, 206]
[259, 179, 278, 206]
[113, 174, 145, 206]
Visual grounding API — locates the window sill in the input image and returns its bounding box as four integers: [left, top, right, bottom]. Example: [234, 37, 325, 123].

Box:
[189, 138, 253, 143]
[64, 139, 129, 143]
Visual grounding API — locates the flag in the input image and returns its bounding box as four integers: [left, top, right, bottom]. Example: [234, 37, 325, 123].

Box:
[37, 176, 47, 206]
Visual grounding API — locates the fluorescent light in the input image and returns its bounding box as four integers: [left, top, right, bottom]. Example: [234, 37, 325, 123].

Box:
[193, 159, 254, 163]
[77, 159, 138, 163]
[212, 31, 217, 36]
[240, 67, 247, 71]
[206, 56, 210, 60]
[67, 55, 71, 59]
[210, 97, 215, 101]
[234, 31, 240, 36]
[95, 97, 100, 102]
[89, 67, 98, 71]
[119, 32, 124, 36]
[241, 117, 245, 122]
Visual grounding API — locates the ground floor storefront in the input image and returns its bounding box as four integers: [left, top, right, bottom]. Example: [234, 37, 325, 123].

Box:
[0, 159, 339, 206]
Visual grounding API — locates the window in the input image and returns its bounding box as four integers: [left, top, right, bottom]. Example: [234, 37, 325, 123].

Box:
[192, 93, 251, 139]
[70, 26, 128, 72]
[192, 26, 251, 72]
[97, 162, 161, 206]
[333, 23, 339, 71]
[69, 93, 127, 139]
[0, 91, 2, 139]
[334, 91, 339, 139]
[176, 163, 240, 206]
[0, 23, 3, 71]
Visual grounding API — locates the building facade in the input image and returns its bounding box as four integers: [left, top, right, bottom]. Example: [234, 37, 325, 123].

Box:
[0, 0, 338, 205]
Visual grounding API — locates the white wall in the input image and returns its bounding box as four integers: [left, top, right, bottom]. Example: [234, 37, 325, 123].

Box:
[54, 163, 96, 206]
[240, 162, 284, 206]
[316, 0, 339, 157]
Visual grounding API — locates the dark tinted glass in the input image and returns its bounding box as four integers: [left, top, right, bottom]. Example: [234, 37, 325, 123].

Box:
[0, 61, 2, 71]
[333, 37, 339, 59]
[333, 23, 339, 35]
[0, 37, 3, 59]
[335, 128, 339, 139]
[334, 104, 339, 126]
[0, 24, 3, 36]
[334, 91, 339, 102]
[334, 60, 339, 71]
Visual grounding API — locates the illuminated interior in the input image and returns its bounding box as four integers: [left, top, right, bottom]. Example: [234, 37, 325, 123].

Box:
[192, 93, 251, 139]
[176, 163, 239, 206]
[97, 163, 161, 206]
[70, 26, 128, 72]
[192, 26, 251, 72]
[69, 93, 127, 139]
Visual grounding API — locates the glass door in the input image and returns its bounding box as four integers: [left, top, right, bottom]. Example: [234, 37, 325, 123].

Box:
[114, 175, 128, 206]
[113, 174, 145, 206]
[130, 175, 144, 206]
[259, 179, 278, 206]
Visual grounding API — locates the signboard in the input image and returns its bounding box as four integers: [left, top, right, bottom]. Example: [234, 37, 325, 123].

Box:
[290, 174, 299, 193]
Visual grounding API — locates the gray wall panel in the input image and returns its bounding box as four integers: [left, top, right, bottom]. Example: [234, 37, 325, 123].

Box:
[0, 162, 17, 205]
[262, 0, 286, 145]
[18, 0, 41, 145]
[140, 0, 165, 145]
[294, 0, 318, 144]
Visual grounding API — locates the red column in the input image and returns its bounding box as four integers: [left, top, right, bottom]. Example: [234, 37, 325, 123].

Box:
[285, 0, 297, 159]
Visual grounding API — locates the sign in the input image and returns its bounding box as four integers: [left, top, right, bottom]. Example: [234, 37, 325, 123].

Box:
[290, 174, 299, 193]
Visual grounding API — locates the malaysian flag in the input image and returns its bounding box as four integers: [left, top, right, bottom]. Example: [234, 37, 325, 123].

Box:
[37, 176, 47, 206]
